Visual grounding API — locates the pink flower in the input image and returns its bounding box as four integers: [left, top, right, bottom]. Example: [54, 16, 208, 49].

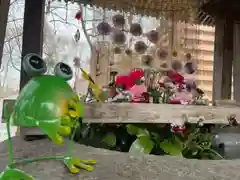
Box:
[171, 124, 188, 137]
[129, 84, 148, 102]
[172, 90, 192, 104]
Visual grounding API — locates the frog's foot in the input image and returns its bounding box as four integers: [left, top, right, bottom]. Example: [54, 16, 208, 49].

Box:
[0, 167, 35, 180]
[63, 157, 96, 174]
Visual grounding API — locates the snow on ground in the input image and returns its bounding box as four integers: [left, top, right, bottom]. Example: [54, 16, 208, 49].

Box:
[0, 95, 18, 142]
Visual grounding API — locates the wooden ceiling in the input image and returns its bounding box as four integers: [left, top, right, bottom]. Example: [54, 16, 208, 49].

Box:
[73, 0, 215, 25]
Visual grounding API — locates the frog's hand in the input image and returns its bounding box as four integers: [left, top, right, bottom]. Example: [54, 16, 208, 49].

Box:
[0, 167, 35, 180]
[38, 119, 70, 145]
[63, 156, 96, 174]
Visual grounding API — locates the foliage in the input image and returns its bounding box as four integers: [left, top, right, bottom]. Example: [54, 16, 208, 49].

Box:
[74, 121, 223, 160]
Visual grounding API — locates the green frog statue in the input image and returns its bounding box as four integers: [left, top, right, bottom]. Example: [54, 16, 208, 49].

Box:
[0, 53, 96, 179]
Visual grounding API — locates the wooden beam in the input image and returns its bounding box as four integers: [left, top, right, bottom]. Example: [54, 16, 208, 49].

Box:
[212, 15, 234, 104]
[0, 0, 10, 67]
[2, 100, 240, 125]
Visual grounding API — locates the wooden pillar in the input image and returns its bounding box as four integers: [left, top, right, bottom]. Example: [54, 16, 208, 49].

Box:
[0, 0, 10, 66]
[20, 0, 45, 89]
[20, 0, 45, 138]
[233, 21, 240, 103]
[212, 15, 234, 104]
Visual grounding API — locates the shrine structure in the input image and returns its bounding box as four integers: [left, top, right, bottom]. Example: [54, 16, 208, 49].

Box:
[1, 0, 240, 127]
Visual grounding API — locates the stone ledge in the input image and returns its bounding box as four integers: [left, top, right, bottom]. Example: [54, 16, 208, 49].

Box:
[2, 99, 240, 124]
[0, 137, 240, 180]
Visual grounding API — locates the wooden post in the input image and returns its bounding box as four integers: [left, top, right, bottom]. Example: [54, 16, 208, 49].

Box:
[0, 0, 10, 66]
[212, 15, 234, 104]
[233, 21, 240, 103]
[20, 0, 45, 138]
[20, 0, 45, 89]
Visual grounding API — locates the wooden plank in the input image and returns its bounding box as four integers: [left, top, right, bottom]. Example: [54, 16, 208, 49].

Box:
[0, 0, 10, 66]
[2, 99, 240, 125]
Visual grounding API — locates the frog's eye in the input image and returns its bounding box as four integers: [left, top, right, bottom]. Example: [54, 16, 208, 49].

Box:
[23, 53, 47, 76]
[54, 62, 73, 81]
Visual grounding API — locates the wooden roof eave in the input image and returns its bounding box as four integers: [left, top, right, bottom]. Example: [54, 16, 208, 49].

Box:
[73, 0, 205, 21]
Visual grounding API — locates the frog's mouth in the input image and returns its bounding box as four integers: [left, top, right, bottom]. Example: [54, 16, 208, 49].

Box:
[60, 95, 83, 128]
[67, 98, 81, 119]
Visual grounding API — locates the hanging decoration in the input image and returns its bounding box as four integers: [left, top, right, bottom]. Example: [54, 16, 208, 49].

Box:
[73, 57, 81, 68]
[113, 47, 122, 54]
[112, 30, 126, 45]
[172, 50, 178, 57]
[74, 29, 81, 42]
[130, 23, 143, 36]
[125, 48, 133, 56]
[185, 53, 192, 60]
[146, 30, 159, 44]
[112, 14, 125, 28]
[184, 61, 195, 74]
[75, 10, 82, 22]
[97, 22, 112, 35]
[134, 41, 147, 54]
[157, 49, 168, 59]
[142, 55, 154, 66]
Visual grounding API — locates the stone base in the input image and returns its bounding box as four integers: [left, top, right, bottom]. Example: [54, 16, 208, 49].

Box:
[0, 137, 239, 180]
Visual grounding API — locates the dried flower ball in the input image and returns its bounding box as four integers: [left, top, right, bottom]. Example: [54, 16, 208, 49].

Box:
[112, 30, 126, 45]
[112, 14, 125, 28]
[186, 53, 192, 60]
[134, 41, 147, 54]
[172, 51, 178, 57]
[157, 49, 168, 59]
[73, 57, 80, 67]
[113, 46, 121, 54]
[184, 61, 196, 74]
[146, 30, 159, 44]
[125, 48, 132, 56]
[130, 23, 142, 36]
[171, 60, 182, 71]
[97, 22, 111, 35]
[160, 61, 168, 69]
[142, 55, 153, 66]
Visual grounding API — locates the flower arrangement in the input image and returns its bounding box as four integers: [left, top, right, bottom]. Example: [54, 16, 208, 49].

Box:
[97, 59, 208, 105]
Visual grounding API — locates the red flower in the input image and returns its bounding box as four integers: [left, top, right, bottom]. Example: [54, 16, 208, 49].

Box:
[169, 100, 181, 104]
[129, 69, 144, 83]
[75, 11, 82, 21]
[171, 124, 188, 137]
[158, 82, 165, 87]
[115, 69, 144, 90]
[167, 70, 184, 84]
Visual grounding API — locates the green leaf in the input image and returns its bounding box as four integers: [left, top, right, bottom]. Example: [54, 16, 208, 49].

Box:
[129, 136, 154, 154]
[160, 138, 183, 156]
[102, 133, 116, 147]
[126, 124, 140, 135]
[137, 128, 150, 137]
